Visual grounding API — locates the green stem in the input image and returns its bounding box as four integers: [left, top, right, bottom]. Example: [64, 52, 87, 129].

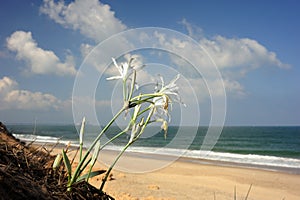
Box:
[137, 106, 152, 117]
[86, 158, 96, 183]
[128, 70, 136, 100]
[130, 93, 162, 101]
[86, 165, 93, 182]
[135, 107, 155, 139]
[100, 125, 130, 151]
[99, 141, 132, 191]
[99, 107, 155, 191]
[69, 107, 126, 186]
[131, 98, 154, 106]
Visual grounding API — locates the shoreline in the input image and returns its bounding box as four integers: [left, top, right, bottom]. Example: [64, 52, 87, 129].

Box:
[33, 141, 300, 175]
[101, 148, 300, 175]
[178, 156, 300, 175]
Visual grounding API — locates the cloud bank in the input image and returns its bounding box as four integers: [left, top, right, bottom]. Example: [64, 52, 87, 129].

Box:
[166, 20, 290, 97]
[0, 76, 62, 110]
[6, 31, 76, 76]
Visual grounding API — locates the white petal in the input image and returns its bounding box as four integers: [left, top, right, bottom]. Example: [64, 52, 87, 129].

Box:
[122, 63, 129, 79]
[112, 57, 122, 74]
[106, 75, 122, 80]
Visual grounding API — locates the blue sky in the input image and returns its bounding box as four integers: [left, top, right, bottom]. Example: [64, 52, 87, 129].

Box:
[0, 0, 299, 126]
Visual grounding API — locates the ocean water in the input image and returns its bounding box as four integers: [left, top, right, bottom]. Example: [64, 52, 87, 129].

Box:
[7, 124, 300, 172]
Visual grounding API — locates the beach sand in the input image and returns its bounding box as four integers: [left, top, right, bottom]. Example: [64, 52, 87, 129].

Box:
[52, 147, 300, 200]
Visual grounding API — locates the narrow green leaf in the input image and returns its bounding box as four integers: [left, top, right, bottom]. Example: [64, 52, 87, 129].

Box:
[86, 140, 101, 182]
[91, 140, 101, 166]
[79, 117, 86, 162]
[79, 117, 86, 144]
[77, 170, 106, 182]
[62, 149, 72, 179]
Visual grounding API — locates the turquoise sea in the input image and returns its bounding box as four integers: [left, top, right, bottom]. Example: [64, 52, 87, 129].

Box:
[7, 124, 300, 173]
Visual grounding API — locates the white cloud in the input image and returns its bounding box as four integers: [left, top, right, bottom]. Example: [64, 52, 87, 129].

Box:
[6, 31, 76, 76]
[40, 0, 126, 42]
[223, 79, 246, 97]
[179, 18, 204, 40]
[197, 36, 289, 96]
[0, 76, 112, 112]
[178, 20, 289, 70]
[0, 76, 63, 110]
[4, 90, 60, 110]
[200, 36, 290, 70]
[0, 76, 18, 95]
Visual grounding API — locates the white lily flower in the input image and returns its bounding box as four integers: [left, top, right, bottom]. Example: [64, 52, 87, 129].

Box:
[151, 74, 185, 131]
[153, 74, 183, 112]
[106, 57, 145, 81]
[106, 58, 129, 81]
[153, 95, 169, 116]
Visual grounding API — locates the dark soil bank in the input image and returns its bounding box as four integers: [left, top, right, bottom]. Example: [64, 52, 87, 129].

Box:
[0, 122, 113, 200]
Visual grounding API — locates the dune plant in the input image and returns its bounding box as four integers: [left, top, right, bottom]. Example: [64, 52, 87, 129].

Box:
[59, 57, 183, 192]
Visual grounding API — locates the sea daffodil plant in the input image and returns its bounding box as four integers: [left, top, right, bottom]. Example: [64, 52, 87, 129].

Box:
[59, 57, 183, 192]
